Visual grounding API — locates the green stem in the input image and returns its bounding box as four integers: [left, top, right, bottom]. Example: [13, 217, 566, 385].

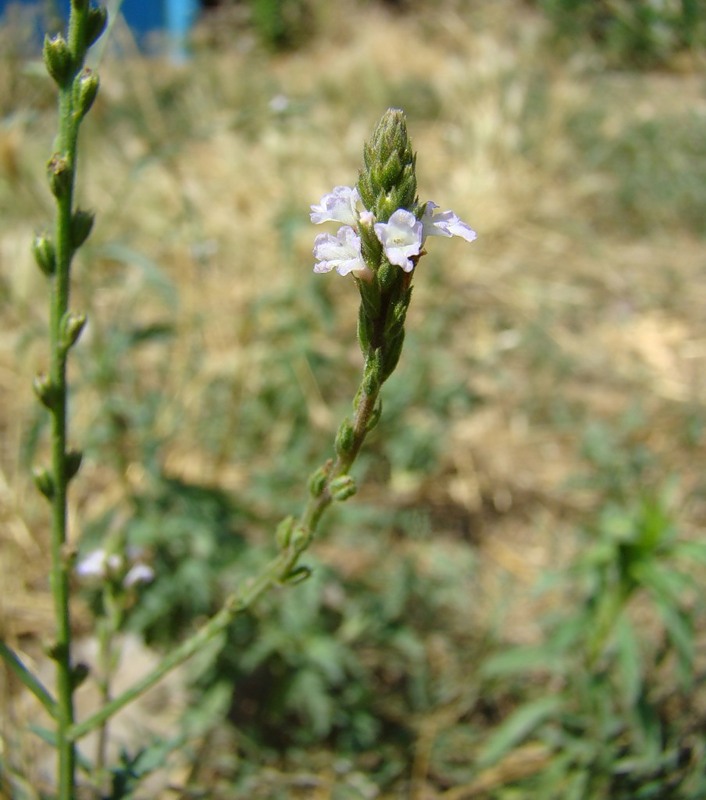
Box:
[47, 6, 95, 798]
[68, 363, 382, 744]
[50, 134, 77, 800]
[68, 549, 290, 742]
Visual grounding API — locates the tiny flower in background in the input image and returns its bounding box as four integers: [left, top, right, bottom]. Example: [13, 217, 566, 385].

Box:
[268, 93, 290, 114]
[374, 209, 423, 272]
[124, 563, 155, 588]
[75, 549, 122, 581]
[313, 225, 368, 277]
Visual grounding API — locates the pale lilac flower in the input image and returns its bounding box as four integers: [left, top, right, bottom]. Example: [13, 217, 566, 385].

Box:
[313, 226, 367, 276]
[373, 209, 423, 272]
[268, 94, 289, 114]
[421, 201, 477, 243]
[124, 563, 155, 588]
[75, 549, 122, 581]
[310, 186, 362, 226]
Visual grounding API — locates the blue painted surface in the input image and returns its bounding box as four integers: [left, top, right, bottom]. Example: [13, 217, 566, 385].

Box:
[0, 0, 199, 53]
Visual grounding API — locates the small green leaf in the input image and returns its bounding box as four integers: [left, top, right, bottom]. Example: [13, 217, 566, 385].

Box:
[614, 615, 643, 707]
[476, 695, 562, 769]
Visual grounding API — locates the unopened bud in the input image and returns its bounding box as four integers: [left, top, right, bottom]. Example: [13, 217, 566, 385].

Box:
[43, 34, 74, 86]
[70, 208, 94, 249]
[65, 449, 83, 481]
[32, 234, 56, 277]
[73, 69, 99, 120]
[47, 154, 72, 200]
[60, 311, 88, 350]
[32, 466, 55, 500]
[33, 373, 59, 410]
[290, 525, 311, 553]
[86, 6, 108, 48]
[308, 464, 330, 498]
[358, 108, 417, 221]
[275, 516, 296, 549]
[335, 418, 355, 458]
[71, 662, 90, 689]
[329, 475, 357, 502]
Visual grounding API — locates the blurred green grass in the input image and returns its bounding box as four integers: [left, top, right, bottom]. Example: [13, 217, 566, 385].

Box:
[1, 1, 705, 797]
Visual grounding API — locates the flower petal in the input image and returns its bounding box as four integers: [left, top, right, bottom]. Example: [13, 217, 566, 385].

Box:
[310, 186, 362, 226]
[374, 209, 423, 272]
[313, 226, 366, 276]
[421, 201, 477, 243]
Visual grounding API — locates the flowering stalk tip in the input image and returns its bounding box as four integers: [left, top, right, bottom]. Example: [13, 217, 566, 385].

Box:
[310, 108, 476, 379]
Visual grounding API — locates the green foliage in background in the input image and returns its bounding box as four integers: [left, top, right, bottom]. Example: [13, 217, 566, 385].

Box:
[247, 0, 320, 51]
[481, 418, 706, 798]
[537, 0, 706, 67]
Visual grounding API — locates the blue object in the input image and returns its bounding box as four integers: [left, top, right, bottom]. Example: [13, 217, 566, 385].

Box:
[0, 0, 199, 56]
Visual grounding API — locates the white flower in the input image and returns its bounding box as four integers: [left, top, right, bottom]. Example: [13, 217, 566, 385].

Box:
[75, 549, 122, 581]
[313, 226, 367, 276]
[269, 94, 289, 114]
[373, 209, 423, 272]
[124, 563, 155, 588]
[421, 201, 477, 243]
[310, 186, 362, 226]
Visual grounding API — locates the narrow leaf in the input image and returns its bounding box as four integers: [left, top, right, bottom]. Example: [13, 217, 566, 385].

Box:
[476, 695, 562, 769]
[0, 640, 56, 718]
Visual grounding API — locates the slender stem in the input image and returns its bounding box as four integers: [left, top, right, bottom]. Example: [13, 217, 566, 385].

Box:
[68, 366, 383, 744]
[50, 117, 77, 800]
[46, 6, 95, 797]
[68, 550, 290, 742]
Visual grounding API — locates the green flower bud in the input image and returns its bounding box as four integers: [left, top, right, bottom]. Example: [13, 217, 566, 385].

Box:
[70, 208, 95, 249]
[71, 662, 90, 689]
[73, 69, 100, 120]
[290, 525, 311, 553]
[60, 310, 88, 350]
[362, 348, 383, 395]
[275, 516, 296, 549]
[329, 475, 357, 502]
[47, 154, 72, 200]
[43, 34, 74, 86]
[32, 233, 56, 277]
[358, 109, 417, 222]
[335, 418, 355, 458]
[66, 449, 83, 481]
[46, 641, 67, 662]
[377, 261, 400, 293]
[72, 0, 89, 10]
[308, 464, 330, 498]
[32, 466, 55, 500]
[86, 6, 109, 48]
[33, 373, 59, 410]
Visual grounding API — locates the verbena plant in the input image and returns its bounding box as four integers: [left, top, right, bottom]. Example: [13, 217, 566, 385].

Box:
[0, 3, 477, 797]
